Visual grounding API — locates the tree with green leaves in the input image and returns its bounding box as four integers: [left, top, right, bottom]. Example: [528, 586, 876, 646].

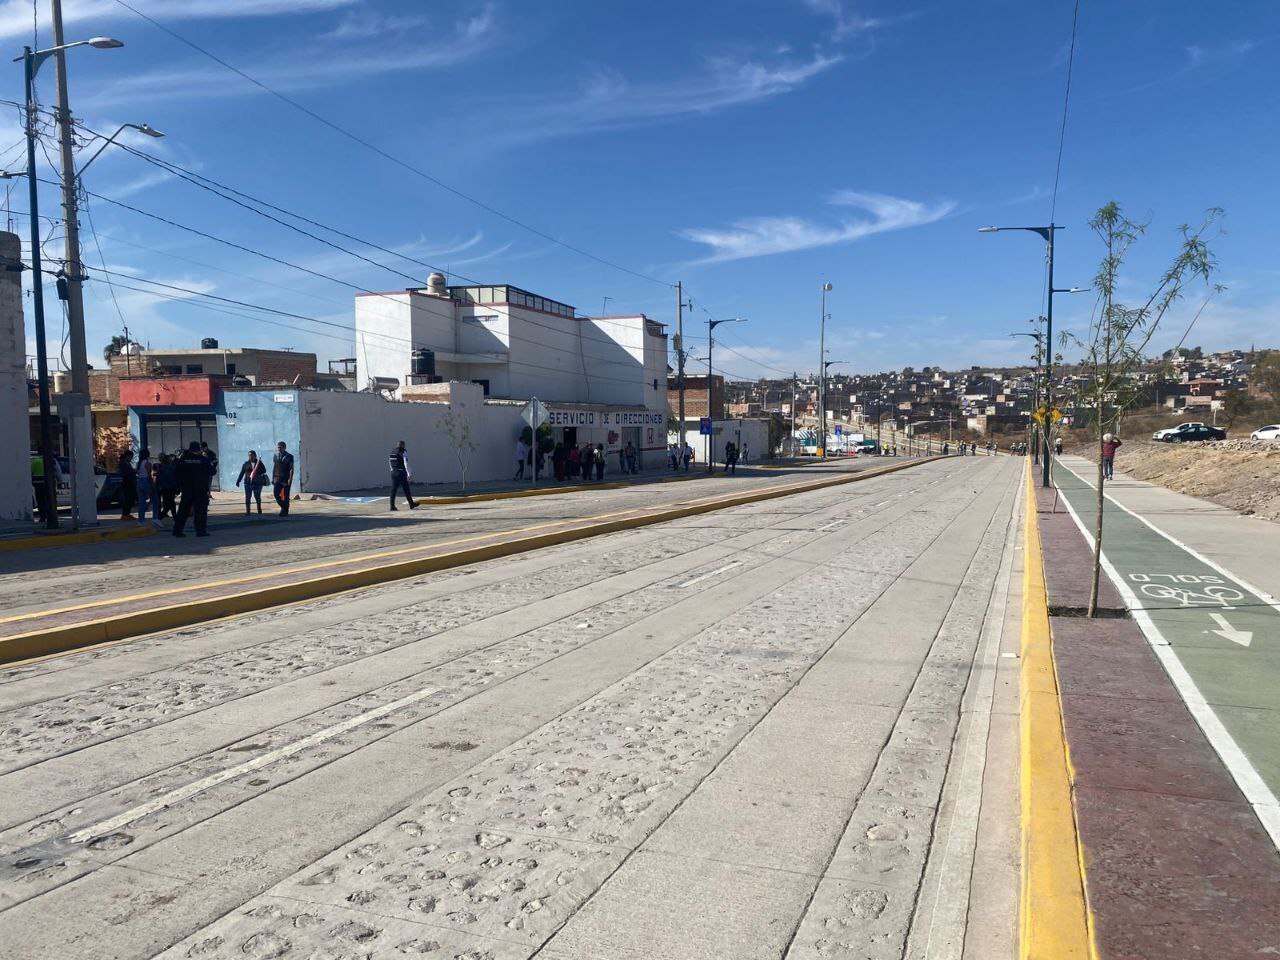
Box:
[1221, 389, 1253, 428]
[102, 334, 131, 364]
[1067, 202, 1221, 616]
[1252, 352, 1280, 398]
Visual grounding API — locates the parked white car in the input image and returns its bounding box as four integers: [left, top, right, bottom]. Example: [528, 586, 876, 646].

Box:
[1251, 424, 1280, 441]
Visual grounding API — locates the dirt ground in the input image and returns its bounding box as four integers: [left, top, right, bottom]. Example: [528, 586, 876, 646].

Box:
[1069, 436, 1280, 522]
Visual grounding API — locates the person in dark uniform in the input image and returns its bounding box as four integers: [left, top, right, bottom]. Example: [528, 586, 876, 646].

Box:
[199, 442, 219, 503]
[172, 441, 211, 538]
[272, 441, 295, 516]
[389, 440, 417, 510]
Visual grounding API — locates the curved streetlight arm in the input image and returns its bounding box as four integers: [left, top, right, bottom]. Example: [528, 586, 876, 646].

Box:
[15, 37, 122, 76]
[77, 122, 164, 178]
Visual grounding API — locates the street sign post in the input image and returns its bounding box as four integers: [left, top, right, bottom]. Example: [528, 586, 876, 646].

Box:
[521, 398, 550, 484]
[699, 417, 712, 436]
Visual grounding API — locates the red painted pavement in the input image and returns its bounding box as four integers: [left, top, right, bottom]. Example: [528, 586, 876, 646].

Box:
[1043, 497, 1280, 958]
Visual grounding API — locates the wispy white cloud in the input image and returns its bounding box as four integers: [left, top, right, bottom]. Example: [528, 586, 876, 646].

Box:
[680, 190, 956, 264]
[80, 4, 497, 108]
[322, 9, 430, 40]
[1186, 39, 1258, 68]
[800, 0, 884, 39]
[0, 0, 354, 40]
[498, 51, 841, 144]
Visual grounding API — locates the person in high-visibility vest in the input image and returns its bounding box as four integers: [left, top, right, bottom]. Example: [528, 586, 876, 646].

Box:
[29, 452, 63, 518]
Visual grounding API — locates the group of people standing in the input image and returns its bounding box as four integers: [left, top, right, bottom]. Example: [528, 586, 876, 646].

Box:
[113, 440, 296, 538]
[551, 442, 609, 483]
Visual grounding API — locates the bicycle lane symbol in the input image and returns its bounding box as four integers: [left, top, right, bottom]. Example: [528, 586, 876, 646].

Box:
[1128, 573, 1245, 610]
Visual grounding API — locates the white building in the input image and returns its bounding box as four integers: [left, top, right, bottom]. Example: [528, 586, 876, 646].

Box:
[356, 274, 670, 459]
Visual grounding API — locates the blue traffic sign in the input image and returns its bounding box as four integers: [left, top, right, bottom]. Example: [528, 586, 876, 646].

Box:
[834, 425, 842, 435]
[699, 418, 712, 436]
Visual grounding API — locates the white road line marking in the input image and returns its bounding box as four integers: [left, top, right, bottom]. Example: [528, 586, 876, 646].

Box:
[1053, 476, 1280, 850]
[672, 561, 743, 588]
[67, 686, 442, 844]
[816, 519, 846, 532]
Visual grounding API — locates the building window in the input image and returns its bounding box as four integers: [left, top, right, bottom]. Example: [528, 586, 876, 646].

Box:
[185, 364, 204, 374]
[472, 379, 490, 396]
[225, 363, 237, 375]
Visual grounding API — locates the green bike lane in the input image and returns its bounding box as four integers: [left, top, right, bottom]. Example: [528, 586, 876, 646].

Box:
[1052, 459, 1280, 847]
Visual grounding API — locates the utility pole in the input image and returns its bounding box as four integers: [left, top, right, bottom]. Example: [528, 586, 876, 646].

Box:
[790, 372, 798, 457]
[50, 0, 97, 526]
[675, 282, 686, 460]
[819, 282, 831, 457]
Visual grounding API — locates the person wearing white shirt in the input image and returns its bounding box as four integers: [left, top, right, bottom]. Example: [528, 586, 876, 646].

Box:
[514, 438, 528, 481]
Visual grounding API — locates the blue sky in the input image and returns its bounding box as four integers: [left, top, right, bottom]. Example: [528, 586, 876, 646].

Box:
[7, 0, 1279, 380]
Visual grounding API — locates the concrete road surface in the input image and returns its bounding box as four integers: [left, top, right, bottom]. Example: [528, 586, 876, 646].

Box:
[0, 455, 1023, 960]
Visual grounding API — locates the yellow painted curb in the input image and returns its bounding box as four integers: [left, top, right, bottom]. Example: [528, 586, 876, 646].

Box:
[2, 457, 939, 665]
[0, 523, 154, 554]
[1020, 463, 1095, 959]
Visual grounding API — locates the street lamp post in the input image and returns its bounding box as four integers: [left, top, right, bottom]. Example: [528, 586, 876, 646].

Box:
[979, 224, 1088, 487]
[705, 317, 746, 472]
[823, 359, 845, 453]
[21, 45, 57, 528]
[16, 32, 124, 527]
[819, 283, 832, 456]
[1011, 329, 1045, 465]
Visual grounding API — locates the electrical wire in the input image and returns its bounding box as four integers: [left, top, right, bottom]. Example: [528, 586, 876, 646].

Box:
[1049, 0, 1081, 222]
[96, 133, 485, 286]
[109, 0, 673, 289]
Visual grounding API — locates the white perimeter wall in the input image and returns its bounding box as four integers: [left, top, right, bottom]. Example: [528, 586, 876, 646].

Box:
[297, 383, 526, 493]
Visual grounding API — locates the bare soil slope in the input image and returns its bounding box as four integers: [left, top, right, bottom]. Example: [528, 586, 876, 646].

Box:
[1073, 437, 1280, 521]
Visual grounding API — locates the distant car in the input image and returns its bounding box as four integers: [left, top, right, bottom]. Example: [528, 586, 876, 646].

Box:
[1152, 422, 1225, 442]
[1251, 424, 1280, 441]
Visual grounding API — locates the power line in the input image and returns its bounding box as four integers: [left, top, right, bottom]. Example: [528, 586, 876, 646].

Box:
[1049, 0, 1081, 222]
[94, 133, 484, 286]
[110, 0, 672, 289]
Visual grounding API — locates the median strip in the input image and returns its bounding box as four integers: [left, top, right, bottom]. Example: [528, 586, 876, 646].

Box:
[1, 457, 938, 665]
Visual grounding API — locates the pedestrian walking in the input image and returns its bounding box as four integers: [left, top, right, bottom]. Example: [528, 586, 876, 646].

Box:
[724, 441, 738, 475]
[624, 442, 637, 474]
[683, 443, 693, 472]
[172, 441, 211, 538]
[943, 442, 950, 455]
[581, 443, 594, 481]
[157, 454, 178, 519]
[669, 443, 679, 471]
[617, 445, 626, 475]
[594, 444, 606, 482]
[1054, 436, 1063, 456]
[272, 441, 295, 516]
[235, 450, 268, 515]
[199, 442, 219, 501]
[740, 442, 749, 463]
[117, 450, 138, 519]
[514, 437, 528, 481]
[388, 440, 417, 510]
[136, 448, 158, 524]
[1101, 433, 1122, 480]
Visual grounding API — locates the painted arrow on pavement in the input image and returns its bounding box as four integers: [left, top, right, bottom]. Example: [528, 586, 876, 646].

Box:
[1210, 612, 1253, 647]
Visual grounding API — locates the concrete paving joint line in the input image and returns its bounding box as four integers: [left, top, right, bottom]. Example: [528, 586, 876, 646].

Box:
[1020, 463, 1095, 960]
[1, 457, 942, 666]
